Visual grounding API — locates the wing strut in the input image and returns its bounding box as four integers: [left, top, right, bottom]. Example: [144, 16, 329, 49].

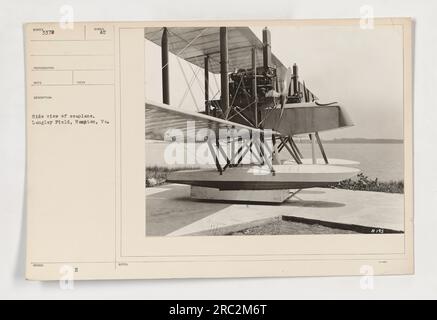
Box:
[204, 55, 210, 115]
[220, 27, 230, 118]
[161, 27, 170, 105]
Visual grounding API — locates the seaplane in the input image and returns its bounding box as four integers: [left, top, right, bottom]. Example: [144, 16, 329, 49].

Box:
[145, 26, 360, 203]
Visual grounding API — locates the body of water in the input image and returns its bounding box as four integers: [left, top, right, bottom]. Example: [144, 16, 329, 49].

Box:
[146, 142, 404, 182]
[294, 143, 404, 181]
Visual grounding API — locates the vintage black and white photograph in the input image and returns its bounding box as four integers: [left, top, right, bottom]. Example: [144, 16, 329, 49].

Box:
[144, 24, 405, 237]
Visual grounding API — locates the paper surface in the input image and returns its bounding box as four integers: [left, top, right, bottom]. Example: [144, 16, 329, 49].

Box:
[25, 19, 413, 280]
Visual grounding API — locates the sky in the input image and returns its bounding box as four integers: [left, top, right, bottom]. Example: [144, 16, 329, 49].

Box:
[145, 24, 404, 140]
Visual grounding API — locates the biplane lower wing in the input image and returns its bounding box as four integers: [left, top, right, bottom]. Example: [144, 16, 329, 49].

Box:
[146, 100, 277, 141]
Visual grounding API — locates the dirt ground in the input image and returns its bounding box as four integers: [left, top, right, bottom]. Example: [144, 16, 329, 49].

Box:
[227, 218, 358, 235]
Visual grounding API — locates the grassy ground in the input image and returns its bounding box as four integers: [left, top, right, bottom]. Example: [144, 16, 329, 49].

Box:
[146, 166, 404, 193]
[227, 217, 358, 235]
[146, 166, 198, 187]
[333, 173, 403, 193]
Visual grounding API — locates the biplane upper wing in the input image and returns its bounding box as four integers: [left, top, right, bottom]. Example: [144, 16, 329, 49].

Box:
[146, 100, 277, 141]
[144, 26, 317, 100]
[144, 27, 285, 74]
